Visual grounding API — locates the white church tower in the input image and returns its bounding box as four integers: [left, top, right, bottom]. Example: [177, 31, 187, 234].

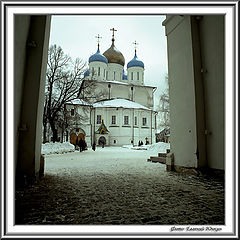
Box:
[103, 28, 125, 82]
[85, 34, 108, 81]
[127, 41, 145, 86]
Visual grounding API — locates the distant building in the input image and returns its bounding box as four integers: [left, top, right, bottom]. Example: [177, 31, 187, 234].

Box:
[156, 127, 170, 143]
[65, 29, 157, 146]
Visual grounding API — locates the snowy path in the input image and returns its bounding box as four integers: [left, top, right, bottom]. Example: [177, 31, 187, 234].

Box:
[16, 147, 224, 225]
[45, 147, 165, 175]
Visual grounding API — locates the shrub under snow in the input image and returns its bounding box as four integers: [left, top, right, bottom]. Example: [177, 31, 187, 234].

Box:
[42, 142, 75, 155]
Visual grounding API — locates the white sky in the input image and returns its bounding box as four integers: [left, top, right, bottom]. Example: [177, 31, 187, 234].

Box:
[49, 15, 168, 107]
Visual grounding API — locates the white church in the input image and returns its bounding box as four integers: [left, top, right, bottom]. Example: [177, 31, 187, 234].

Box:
[65, 29, 157, 147]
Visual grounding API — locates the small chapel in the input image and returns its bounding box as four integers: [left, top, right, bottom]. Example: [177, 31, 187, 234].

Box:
[65, 28, 157, 147]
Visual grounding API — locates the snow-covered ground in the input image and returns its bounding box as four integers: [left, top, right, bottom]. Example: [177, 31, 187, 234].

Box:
[42, 141, 170, 156]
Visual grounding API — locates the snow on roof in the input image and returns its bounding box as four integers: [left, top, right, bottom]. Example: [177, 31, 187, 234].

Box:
[93, 98, 151, 111]
[66, 99, 90, 106]
[105, 80, 156, 88]
[82, 79, 156, 88]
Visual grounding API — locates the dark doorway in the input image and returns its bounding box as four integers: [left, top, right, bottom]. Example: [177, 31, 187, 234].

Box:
[98, 136, 106, 146]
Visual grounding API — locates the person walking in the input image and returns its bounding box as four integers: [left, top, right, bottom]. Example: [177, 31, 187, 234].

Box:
[79, 138, 83, 152]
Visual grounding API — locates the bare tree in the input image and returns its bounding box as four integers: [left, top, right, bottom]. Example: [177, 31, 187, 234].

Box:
[157, 75, 170, 129]
[43, 44, 86, 142]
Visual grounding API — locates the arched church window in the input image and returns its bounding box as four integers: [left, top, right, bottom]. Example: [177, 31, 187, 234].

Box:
[104, 69, 105, 77]
[124, 116, 129, 125]
[97, 115, 101, 124]
[142, 117, 147, 126]
[137, 72, 139, 80]
[92, 67, 94, 76]
[114, 71, 116, 80]
[98, 67, 100, 76]
[112, 115, 116, 124]
[106, 71, 108, 80]
[131, 72, 133, 80]
[71, 109, 74, 116]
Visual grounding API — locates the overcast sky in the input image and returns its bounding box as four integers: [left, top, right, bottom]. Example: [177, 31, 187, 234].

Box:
[49, 15, 168, 108]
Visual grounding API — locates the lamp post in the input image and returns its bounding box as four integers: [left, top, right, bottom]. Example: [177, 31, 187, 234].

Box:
[131, 86, 134, 145]
[108, 83, 111, 99]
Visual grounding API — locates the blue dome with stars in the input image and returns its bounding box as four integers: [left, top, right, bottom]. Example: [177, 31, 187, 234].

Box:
[84, 69, 90, 77]
[122, 70, 128, 80]
[89, 47, 108, 64]
[127, 52, 144, 69]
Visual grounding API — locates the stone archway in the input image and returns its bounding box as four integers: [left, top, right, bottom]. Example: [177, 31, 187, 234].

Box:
[14, 13, 225, 186]
[69, 128, 86, 145]
[70, 132, 77, 145]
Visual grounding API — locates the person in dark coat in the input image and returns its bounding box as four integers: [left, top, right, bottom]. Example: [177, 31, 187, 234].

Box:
[75, 137, 79, 150]
[83, 140, 87, 151]
[78, 138, 84, 152]
[92, 141, 96, 151]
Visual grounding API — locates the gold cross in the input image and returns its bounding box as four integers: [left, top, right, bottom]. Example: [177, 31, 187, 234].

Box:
[95, 34, 102, 44]
[110, 28, 117, 38]
[133, 40, 139, 50]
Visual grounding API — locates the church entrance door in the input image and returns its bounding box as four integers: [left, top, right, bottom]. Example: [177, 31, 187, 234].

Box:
[98, 136, 106, 146]
[70, 133, 77, 145]
[78, 133, 85, 141]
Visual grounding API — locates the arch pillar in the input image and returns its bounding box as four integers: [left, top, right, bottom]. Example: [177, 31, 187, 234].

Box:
[15, 15, 51, 185]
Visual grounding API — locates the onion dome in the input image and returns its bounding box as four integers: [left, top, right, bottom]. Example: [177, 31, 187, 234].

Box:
[127, 51, 144, 69]
[84, 69, 90, 77]
[103, 30, 125, 66]
[89, 46, 108, 64]
[122, 69, 128, 80]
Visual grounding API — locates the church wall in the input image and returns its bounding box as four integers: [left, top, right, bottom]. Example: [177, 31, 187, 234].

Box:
[133, 86, 154, 109]
[89, 61, 107, 81]
[82, 80, 154, 111]
[83, 81, 109, 101]
[106, 63, 124, 82]
[108, 83, 129, 100]
[93, 107, 155, 146]
[127, 66, 144, 85]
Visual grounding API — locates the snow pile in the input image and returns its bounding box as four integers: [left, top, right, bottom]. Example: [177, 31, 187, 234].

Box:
[146, 142, 170, 153]
[122, 142, 170, 154]
[122, 145, 148, 150]
[42, 142, 75, 155]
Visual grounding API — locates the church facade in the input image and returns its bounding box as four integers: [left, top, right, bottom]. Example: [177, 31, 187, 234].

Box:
[65, 30, 157, 147]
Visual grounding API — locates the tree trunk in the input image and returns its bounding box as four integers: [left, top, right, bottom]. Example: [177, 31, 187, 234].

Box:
[49, 119, 58, 142]
[43, 123, 47, 143]
[61, 128, 64, 143]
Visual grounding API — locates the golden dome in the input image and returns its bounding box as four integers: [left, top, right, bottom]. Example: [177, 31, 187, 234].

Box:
[103, 42, 125, 66]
